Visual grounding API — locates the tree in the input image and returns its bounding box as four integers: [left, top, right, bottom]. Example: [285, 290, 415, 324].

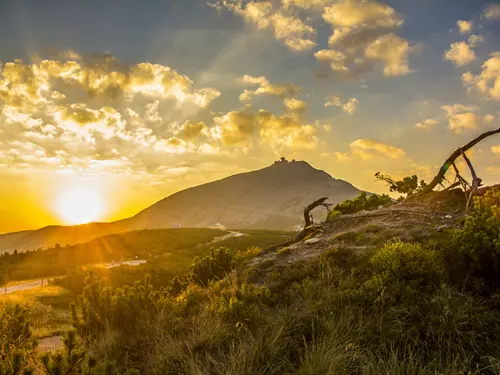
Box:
[375, 173, 427, 198]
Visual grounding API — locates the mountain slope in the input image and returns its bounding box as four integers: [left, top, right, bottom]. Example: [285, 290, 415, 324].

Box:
[0, 160, 361, 253]
[125, 160, 361, 230]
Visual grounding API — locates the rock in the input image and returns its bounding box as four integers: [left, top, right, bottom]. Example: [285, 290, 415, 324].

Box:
[305, 238, 321, 245]
[444, 215, 453, 219]
[378, 205, 384, 210]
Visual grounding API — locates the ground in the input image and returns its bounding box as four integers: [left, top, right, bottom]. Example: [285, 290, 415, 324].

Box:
[247, 189, 467, 284]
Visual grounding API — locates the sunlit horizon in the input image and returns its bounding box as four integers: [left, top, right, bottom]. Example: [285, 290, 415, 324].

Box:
[0, 0, 499, 233]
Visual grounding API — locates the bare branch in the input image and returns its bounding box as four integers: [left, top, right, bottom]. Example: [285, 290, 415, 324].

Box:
[424, 128, 500, 193]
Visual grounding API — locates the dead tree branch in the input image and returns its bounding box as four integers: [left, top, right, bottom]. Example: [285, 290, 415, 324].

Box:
[423, 128, 500, 193]
[303, 197, 331, 229]
[460, 148, 481, 210]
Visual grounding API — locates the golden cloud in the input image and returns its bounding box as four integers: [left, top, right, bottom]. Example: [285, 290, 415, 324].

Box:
[323, 0, 403, 29]
[0, 57, 221, 109]
[457, 20, 473, 34]
[176, 121, 207, 140]
[415, 118, 439, 130]
[283, 98, 307, 115]
[441, 104, 486, 133]
[239, 74, 301, 102]
[350, 139, 405, 159]
[462, 53, 500, 100]
[324, 95, 358, 114]
[444, 41, 477, 67]
[217, 0, 317, 52]
[318, 0, 412, 77]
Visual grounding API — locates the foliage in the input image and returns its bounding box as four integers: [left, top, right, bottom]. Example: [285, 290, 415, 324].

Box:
[72, 272, 164, 338]
[0, 228, 225, 283]
[375, 172, 427, 198]
[451, 188, 500, 291]
[0, 304, 35, 375]
[189, 247, 234, 286]
[364, 240, 444, 305]
[328, 192, 392, 217]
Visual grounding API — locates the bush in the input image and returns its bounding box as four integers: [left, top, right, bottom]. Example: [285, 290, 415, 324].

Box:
[364, 240, 444, 305]
[452, 188, 500, 291]
[189, 247, 234, 286]
[375, 172, 427, 198]
[329, 192, 392, 217]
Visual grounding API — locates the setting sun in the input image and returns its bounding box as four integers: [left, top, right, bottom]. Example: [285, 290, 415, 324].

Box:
[55, 184, 105, 225]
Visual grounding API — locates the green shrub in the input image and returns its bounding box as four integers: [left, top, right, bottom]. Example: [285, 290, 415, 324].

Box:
[452, 188, 500, 291]
[365, 240, 444, 305]
[189, 247, 234, 286]
[329, 192, 392, 217]
[375, 172, 427, 198]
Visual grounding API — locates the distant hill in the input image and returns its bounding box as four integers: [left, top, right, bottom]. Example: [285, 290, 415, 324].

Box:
[0, 160, 362, 253]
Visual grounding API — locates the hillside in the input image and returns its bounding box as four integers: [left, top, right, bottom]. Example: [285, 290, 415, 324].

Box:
[125, 159, 361, 231]
[0, 160, 361, 253]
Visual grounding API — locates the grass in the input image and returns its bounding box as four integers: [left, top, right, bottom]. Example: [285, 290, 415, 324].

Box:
[0, 285, 73, 338]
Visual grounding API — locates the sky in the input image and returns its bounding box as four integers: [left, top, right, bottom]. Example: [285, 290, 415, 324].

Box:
[0, 0, 500, 233]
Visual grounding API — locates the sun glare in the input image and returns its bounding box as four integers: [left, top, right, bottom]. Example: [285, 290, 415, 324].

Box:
[56, 184, 106, 225]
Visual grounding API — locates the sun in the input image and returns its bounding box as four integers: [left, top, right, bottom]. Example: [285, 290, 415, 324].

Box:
[56, 184, 106, 225]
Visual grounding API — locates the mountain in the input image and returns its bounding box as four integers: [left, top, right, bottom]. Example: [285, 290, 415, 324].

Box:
[0, 160, 362, 253]
[125, 160, 361, 230]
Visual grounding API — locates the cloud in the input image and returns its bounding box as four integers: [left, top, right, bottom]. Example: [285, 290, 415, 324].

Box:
[324, 95, 342, 108]
[175, 121, 207, 140]
[239, 74, 301, 102]
[215, 0, 316, 52]
[0, 54, 227, 179]
[322, 151, 350, 161]
[491, 145, 500, 154]
[444, 41, 476, 66]
[349, 139, 405, 159]
[484, 4, 500, 20]
[415, 118, 439, 130]
[211, 106, 318, 151]
[462, 53, 500, 100]
[283, 98, 307, 115]
[0, 57, 221, 109]
[324, 95, 359, 114]
[364, 34, 411, 76]
[342, 98, 359, 114]
[457, 20, 473, 34]
[441, 104, 489, 133]
[322, 0, 403, 29]
[212, 110, 256, 146]
[316, 0, 412, 77]
[314, 49, 349, 72]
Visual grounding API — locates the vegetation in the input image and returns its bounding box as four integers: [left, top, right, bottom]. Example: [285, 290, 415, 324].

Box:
[328, 191, 392, 217]
[5, 188, 500, 373]
[0, 228, 225, 284]
[375, 172, 427, 198]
